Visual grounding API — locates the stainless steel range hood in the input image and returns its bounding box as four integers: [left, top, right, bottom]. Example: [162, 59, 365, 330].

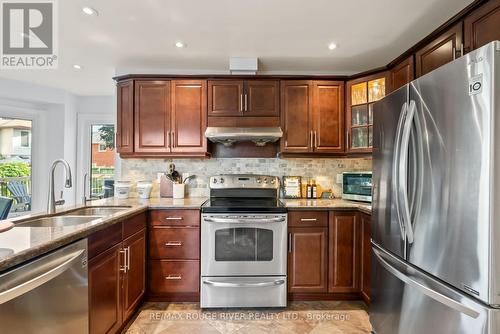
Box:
[205, 127, 283, 147]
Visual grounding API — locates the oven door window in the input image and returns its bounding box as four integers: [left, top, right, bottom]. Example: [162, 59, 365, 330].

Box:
[215, 227, 273, 261]
[343, 175, 372, 196]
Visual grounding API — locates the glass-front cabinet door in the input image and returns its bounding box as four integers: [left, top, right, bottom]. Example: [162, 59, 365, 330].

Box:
[346, 73, 388, 153]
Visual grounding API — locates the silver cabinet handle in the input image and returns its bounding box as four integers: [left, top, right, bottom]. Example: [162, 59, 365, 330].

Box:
[244, 94, 248, 111]
[203, 279, 285, 288]
[165, 217, 183, 220]
[165, 275, 182, 280]
[314, 131, 318, 148]
[165, 241, 182, 246]
[300, 218, 317, 222]
[288, 233, 292, 253]
[204, 217, 286, 224]
[460, 43, 464, 57]
[240, 94, 243, 112]
[310, 131, 313, 148]
[119, 248, 127, 272]
[347, 131, 350, 149]
[0, 249, 84, 304]
[373, 247, 480, 318]
[126, 246, 130, 271]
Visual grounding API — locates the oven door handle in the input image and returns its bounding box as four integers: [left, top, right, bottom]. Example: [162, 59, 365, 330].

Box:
[203, 217, 286, 224]
[203, 279, 285, 288]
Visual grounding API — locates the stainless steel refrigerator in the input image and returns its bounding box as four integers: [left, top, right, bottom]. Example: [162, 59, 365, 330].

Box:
[371, 41, 500, 334]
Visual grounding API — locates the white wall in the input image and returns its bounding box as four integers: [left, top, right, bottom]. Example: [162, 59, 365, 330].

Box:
[0, 77, 114, 213]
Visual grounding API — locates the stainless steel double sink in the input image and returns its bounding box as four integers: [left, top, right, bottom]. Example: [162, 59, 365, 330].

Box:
[15, 206, 131, 228]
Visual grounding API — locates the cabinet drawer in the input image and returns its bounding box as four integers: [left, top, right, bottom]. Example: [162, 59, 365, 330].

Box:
[149, 210, 200, 226]
[148, 260, 199, 294]
[149, 227, 200, 260]
[288, 211, 328, 227]
[123, 212, 147, 239]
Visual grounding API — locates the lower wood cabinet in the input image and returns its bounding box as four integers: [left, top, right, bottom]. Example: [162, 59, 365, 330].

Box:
[288, 226, 328, 293]
[360, 213, 372, 304]
[328, 211, 360, 293]
[88, 213, 146, 334]
[147, 209, 200, 301]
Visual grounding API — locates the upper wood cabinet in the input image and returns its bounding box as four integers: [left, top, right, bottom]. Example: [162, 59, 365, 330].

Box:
[281, 80, 344, 154]
[328, 211, 360, 293]
[171, 80, 208, 153]
[346, 73, 387, 153]
[134, 80, 171, 153]
[208, 80, 279, 117]
[415, 22, 463, 77]
[389, 56, 414, 92]
[312, 81, 344, 153]
[117, 79, 208, 156]
[280, 80, 312, 153]
[116, 80, 134, 154]
[207, 80, 244, 116]
[464, 0, 500, 53]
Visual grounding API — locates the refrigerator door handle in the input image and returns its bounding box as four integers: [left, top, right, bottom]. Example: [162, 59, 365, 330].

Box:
[398, 99, 416, 244]
[373, 247, 480, 319]
[392, 102, 408, 240]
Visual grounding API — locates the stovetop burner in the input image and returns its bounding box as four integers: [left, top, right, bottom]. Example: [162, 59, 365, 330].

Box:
[201, 197, 286, 213]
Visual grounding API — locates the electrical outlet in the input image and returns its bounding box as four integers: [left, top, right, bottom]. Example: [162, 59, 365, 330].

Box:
[336, 174, 343, 184]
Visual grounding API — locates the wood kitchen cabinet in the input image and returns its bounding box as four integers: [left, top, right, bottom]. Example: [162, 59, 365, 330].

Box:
[288, 211, 328, 293]
[88, 213, 146, 334]
[134, 80, 171, 153]
[389, 56, 414, 92]
[328, 211, 360, 293]
[346, 73, 387, 153]
[415, 22, 463, 77]
[171, 80, 208, 153]
[360, 213, 372, 304]
[116, 80, 134, 154]
[208, 80, 279, 117]
[148, 209, 200, 301]
[288, 227, 328, 293]
[464, 0, 500, 53]
[281, 80, 344, 154]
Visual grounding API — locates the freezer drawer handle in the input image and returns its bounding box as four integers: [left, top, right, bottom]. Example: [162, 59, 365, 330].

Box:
[203, 279, 285, 288]
[373, 248, 480, 319]
[0, 249, 85, 305]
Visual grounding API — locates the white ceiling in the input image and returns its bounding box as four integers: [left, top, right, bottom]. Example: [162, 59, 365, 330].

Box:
[0, 0, 474, 96]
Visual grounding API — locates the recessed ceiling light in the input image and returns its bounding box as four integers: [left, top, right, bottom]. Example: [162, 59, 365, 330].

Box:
[175, 42, 186, 48]
[73, 64, 82, 70]
[328, 43, 337, 50]
[82, 7, 98, 16]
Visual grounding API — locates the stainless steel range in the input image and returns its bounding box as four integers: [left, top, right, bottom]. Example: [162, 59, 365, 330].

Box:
[201, 174, 287, 308]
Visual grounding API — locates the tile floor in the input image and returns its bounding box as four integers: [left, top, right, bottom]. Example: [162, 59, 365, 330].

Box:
[123, 301, 372, 334]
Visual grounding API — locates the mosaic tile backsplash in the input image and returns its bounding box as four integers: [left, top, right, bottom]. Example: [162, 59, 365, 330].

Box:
[120, 158, 372, 198]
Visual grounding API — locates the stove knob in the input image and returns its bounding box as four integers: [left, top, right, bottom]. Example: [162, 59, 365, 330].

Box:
[213, 178, 217, 184]
[256, 178, 262, 183]
[271, 179, 276, 184]
[263, 178, 268, 184]
[219, 177, 225, 184]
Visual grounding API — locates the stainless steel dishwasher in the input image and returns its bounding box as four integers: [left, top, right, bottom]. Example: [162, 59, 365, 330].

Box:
[0, 239, 88, 334]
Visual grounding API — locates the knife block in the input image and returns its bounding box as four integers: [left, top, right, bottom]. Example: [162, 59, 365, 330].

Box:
[159, 175, 173, 198]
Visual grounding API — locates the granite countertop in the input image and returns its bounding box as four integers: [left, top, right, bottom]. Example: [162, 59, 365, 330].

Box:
[283, 198, 372, 214]
[0, 196, 370, 273]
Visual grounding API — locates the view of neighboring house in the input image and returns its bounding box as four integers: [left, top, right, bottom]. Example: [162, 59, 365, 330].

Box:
[91, 131, 114, 168]
[90, 126, 115, 198]
[0, 119, 32, 161]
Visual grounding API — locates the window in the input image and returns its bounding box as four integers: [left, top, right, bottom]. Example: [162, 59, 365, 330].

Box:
[90, 125, 115, 199]
[20, 131, 30, 148]
[0, 118, 32, 214]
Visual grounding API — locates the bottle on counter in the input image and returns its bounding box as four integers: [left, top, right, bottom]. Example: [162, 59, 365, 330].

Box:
[306, 180, 312, 199]
[311, 180, 317, 199]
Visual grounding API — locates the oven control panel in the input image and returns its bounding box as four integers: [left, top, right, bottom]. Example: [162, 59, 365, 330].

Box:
[209, 174, 280, 189]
